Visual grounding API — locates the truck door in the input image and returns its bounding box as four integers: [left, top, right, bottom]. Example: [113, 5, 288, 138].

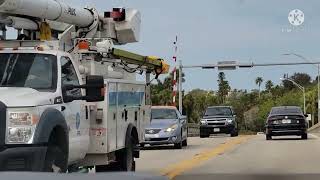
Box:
[60, 56, 89, 163]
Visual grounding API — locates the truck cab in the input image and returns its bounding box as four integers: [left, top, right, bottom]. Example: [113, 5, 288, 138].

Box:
[0, 48, 104, 171]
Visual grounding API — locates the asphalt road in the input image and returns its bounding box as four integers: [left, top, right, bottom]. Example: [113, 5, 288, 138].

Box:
[137, 134, 320, 180]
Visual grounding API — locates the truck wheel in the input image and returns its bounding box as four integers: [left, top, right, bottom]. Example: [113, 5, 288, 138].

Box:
[117, 136, 136, 171]
[230, 129, 238, 137]
[96, 163, 121, 172]
[200, 131, 210, 138]
[200, 129, 210, 138]
[200, 134, 209, 138]
[266, 134, 272, 140]
[301, 133, 308, 140]
[44, 145, 67, 173]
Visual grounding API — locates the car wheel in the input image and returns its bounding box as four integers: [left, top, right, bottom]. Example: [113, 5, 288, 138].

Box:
[266, 134, 272, 140]
[301, 133, 308, 140]
[182, 138, 188, 146]
[174, 141, 183, 149]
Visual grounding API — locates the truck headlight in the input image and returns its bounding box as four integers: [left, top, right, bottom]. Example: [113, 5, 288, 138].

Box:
[7, 108, 39, 144]
[165, 124, 178, 132]
[226, 118, 234, 124]
[200, 120, 207, 125]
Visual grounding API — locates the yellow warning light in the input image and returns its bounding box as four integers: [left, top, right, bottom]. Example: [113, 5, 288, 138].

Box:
[147, 56, 170, 74]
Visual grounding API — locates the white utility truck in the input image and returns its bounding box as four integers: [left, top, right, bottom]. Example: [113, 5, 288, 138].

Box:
[0, 0, 169, 172]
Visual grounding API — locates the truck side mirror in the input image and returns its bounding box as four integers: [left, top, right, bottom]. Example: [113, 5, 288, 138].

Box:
[85, 75, 105, 102]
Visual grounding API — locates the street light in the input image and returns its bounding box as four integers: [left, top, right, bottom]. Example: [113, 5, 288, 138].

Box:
[282, 53, 319, 126]
[280, 77, 306, 115]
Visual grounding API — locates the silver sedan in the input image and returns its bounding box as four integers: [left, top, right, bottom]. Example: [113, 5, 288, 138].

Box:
[141, 106, 188, 149]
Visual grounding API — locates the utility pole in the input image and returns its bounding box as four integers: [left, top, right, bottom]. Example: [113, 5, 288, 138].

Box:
[280, 77, 306, 115]
[282, 53, 319, 126]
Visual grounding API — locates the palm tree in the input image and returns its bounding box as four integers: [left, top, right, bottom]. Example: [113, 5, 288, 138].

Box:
[255, 77, 263, 98]
[217, 72, 230, 104]
[265, 80, 274, 93]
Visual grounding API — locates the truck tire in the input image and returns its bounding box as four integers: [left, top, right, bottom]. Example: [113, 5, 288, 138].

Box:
[116, 136, 136, 171]
[96, 163, 122, 172]
[266, 134, 272, 140]
[200, 132, 210, 138]
[230, 129, 238, 137]
[44, 145, 67, 173]
[301, 133, 308, 140]
[96, 135, 136, 172]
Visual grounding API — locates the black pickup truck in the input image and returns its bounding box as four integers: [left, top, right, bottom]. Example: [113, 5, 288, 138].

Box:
[200, 106, 238, 138]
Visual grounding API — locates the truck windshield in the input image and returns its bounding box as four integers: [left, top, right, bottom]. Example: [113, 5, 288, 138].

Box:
[0, 53, 57, 91]
[152, 109, 178, 120]
[205, 107, 233, 116]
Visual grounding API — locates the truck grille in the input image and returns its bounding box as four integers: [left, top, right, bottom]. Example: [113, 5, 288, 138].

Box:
[145, 129, 161, 134]
[208, 122, 226, 126]
[0, 101, 6, 146]
[207, 118, 226, 121]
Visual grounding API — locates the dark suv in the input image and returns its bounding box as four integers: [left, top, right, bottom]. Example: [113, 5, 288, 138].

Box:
[265, 106, 308, 140]
[200, 106, 238, 138]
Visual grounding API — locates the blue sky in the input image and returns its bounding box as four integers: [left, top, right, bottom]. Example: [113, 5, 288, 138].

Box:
[8, 0, 320, 91]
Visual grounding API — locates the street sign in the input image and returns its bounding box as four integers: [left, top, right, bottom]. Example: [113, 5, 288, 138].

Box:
[217, 61, 237, 70]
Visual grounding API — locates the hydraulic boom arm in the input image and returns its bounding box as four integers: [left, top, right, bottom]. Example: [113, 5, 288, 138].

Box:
[0, 0, 94, 27]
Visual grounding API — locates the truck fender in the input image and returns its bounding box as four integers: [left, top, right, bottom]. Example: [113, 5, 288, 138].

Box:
[33, 108, 69, 147]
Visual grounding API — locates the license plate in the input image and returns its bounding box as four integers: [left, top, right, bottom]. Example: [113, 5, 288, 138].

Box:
[145, 134, 159, 139]
[282, 119, 291, 124]
[214, 128, 220, 132]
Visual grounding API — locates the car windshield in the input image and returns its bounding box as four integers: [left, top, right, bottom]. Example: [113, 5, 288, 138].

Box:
[270, 107, 303, 115]
[0, 53, 57, 91]
[205, 107, 233, 116]
[151, 108, 178, 119]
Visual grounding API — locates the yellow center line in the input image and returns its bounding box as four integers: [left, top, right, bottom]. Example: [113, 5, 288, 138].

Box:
[160, 135, 253, 179]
